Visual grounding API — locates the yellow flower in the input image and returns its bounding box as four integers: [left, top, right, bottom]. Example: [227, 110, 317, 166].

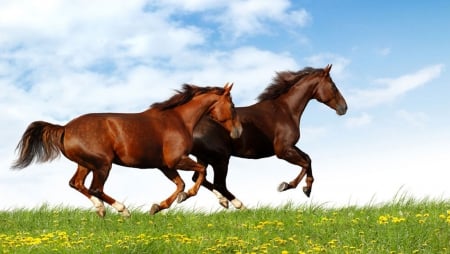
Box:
[378, 215, 389, 224]
[392, 216, 406, 223]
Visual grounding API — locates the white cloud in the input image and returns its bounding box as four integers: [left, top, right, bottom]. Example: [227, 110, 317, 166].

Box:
[218, 0, 311, 39]
[350, 64, 444, 107]
[156, 0, 311, 39]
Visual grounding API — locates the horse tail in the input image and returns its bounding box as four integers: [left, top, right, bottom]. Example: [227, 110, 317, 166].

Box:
[11, 121, 65, 169]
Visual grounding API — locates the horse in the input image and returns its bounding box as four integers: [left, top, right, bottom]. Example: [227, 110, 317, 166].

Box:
[191, 65, 347, 209]
[11, 83, 243, 216]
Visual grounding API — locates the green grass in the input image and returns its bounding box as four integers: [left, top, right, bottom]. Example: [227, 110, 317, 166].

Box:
[1, 197, 449, 253]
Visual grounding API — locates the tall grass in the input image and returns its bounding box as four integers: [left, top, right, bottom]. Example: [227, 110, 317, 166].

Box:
[1, 197, 449, 253]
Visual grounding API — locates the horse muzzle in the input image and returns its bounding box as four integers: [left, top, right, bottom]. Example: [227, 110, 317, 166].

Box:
[336, 103, 348, 116]
[230, 121, 243, 139]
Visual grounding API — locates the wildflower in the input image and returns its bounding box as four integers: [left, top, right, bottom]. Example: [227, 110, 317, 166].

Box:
[351, 218, 360, 224]
[391, 216, 406, 223]
[377, 215, 389, 224]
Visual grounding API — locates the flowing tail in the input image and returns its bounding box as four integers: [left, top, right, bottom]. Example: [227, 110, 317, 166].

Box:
[11, 121, 65, 169]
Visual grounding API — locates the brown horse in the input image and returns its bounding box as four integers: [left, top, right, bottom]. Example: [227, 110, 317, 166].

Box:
[12, 83, 242, 216]
[191, 65, 347, 209]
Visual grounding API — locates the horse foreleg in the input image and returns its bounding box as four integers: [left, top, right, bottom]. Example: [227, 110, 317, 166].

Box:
[211, 160, 244, 209]
[150, 168, 185, 215]
[88, 165, 130, 218]
[275, 146, 314, 197]
[192, 160, 230, 209]
[69, 165, 107, 217]
[174, 155, 206, 203]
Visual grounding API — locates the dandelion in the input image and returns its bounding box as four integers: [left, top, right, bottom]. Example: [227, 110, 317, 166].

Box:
[378, 215, 389, 224]
[391, 216, 406, 223]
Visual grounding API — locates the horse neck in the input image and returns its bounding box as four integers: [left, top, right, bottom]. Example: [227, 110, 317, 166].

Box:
[276, 77, 319, 124]
[173, 94, 218, 133]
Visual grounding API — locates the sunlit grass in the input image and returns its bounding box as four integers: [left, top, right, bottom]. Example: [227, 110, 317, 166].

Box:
[0, 198, 449, 253]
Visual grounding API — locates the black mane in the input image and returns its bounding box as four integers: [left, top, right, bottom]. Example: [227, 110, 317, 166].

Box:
[257, 67, 323, 101]
[151, 84, 225, 110]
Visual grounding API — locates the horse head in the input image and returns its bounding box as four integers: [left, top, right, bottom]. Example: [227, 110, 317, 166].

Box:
[314, 64, 348, 115]
[208, 82, 243, 139]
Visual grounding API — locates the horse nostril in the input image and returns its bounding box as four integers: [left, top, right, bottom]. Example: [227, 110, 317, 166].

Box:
[337, 104, 348, 115]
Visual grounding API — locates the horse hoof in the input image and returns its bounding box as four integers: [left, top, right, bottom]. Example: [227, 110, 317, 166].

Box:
[278, 182, 290, 192]
[231, 199, 244, 209]
[150, 204, 161, 215]
[177, 192, 188, 203]
[96, 207, 106, 218]
[219, 197, 229, 209]
[303, 186, 311, 197]
[120, 208, 131, 218]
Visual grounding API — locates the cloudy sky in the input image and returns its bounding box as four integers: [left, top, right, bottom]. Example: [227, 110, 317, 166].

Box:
[1, 1, 449, 213]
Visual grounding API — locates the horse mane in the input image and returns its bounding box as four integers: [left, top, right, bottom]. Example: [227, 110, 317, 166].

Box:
[151, 84, 225, 110]
[257, 67, 323, 101]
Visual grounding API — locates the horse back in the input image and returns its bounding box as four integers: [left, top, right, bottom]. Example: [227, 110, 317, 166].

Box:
[193, 104, 277, 160]
[63, 111, 192, 169]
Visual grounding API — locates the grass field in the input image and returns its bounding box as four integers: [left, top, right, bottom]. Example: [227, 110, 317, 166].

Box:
[0, 197, 449, 253]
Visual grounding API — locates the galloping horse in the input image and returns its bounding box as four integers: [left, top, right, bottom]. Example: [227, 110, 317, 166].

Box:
[12, 83, 242, 216]
[191, 65, 347, 209]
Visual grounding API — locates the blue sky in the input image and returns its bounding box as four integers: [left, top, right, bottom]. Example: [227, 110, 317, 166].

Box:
[0, 0, 448, 212]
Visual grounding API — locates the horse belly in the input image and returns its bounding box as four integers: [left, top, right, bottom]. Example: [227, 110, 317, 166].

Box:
[233, 128, 274, 159]
[114, 143, 164, 169]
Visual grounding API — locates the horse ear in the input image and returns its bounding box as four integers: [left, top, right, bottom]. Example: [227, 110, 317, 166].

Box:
[324, 64, 332, 74]
[224, 82, 234, 94]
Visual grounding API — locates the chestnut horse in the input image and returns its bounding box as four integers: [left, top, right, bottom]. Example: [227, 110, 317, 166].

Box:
[191, 65, 347, 209]
[12, 83, 242, 216]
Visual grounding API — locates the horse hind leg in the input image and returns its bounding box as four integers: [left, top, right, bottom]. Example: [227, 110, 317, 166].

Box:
[69, 165, 106, 217]
[88, 164, 130, 218]
[191, 160, 230, 209]
[150, 168, 185, 215]
[211, 160, 245, 209]
[174, 156, 206, 203]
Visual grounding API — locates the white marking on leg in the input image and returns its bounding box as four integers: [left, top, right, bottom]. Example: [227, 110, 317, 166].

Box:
[90, 196, 104, 208]
[213, 189, 229, 208]
[213, 189, 224, 199]
[231, 198, 244, 209]
[112, 201, 130, 217]
[90, 196, 106, 216]
[112, 201, 125, 212]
